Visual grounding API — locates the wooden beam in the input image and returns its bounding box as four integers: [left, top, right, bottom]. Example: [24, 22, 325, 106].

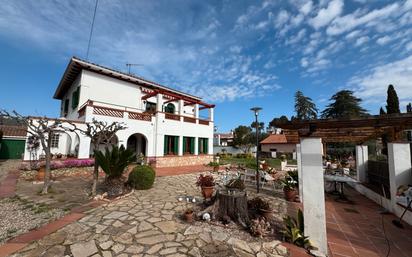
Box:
[141, 90, 159, 100]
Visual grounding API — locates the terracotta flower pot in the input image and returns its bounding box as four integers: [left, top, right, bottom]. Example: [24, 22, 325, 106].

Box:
[259, 208, 273, 220]
[202, 186, 214, 199]
[36, 166, 46, 181]
[284, 188, 297, 201]
[184, 211, 194, 223]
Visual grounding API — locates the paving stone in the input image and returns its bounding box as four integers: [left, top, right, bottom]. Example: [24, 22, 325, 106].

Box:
[99, 240, 114, 250]
[188, 247, 202, 257]
[70, 240, 98, 257]
[127, 226, 137, 234]
[134, 230, 161, 239]
[113, 232, 133, 244]
[199, 232, 212, 243]
[159, 247, 177, 255]
[211, 231, 228, 242]
[95, 224, 107, 233]
[262, 240, 281, 251]
[147, 243, 163, 254]
[183, 226, 203, 235]
[41, 245, 66, 257]
[233, 248, 255, 257]
[103, 211, 128, 219]
[112, 220, 124, 227]
[275, 245, 288, 256]
[138, 221, 154, 231]
[228, 238, 253, 254]
[112, 243, 125, 253]
[154, 221, 181, 233]
[125, 245, 144, 254]
[249, 242, 262, 253]
[136, 234, 168, 245]
[147, 217, 162, 223]
[256, 252, 267, 257]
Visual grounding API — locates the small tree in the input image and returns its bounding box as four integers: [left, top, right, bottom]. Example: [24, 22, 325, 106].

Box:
[386, 84, 400, 114]
[250, 121, 265, 133]
[233, 125, 253, 153]
[0, 110, 66, 194]
[68, 119, 126, 196]
[294, 90, 318, 120]
[379, 107, 386, 115]
[406, 103, 412, 113]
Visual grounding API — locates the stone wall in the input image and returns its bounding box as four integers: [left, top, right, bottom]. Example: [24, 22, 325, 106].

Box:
[151, 155, 213, 168]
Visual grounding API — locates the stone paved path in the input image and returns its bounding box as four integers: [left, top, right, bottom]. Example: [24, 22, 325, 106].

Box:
[10, 173, 293, 257]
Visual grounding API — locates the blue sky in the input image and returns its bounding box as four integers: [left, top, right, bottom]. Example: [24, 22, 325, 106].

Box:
[0, 0, 411, 132]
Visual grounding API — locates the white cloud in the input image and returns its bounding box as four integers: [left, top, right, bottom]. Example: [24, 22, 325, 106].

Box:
[355, 36, 369, 47]
[376, 36, 392, 45]
[407, 42, 412, 51]
[309, 0, 344, 29]
[300, 57, 309, 67]
[345, 30, 362, 40]
[299, 1, 313, 15]
[285, 28, 306, 45]
[275, 10, 289, 28]
[350, 55, 412, 106]
[326, 2, 403, 35]
[229, 45, 242, 53]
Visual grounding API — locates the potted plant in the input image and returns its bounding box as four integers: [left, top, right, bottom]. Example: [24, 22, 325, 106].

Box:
[208, 162, 220, 172]
[184, 208, 194, 223]
[281, 209, 312, 249]
[248, 197, 273, 220]
[196, 174, 215, 199]
[281, 175, 298, 201]
[225, 178, 246, 192]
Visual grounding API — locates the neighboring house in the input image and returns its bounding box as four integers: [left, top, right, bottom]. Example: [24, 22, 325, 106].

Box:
[0, 125, 27, 159]
[22, 57, 215, 168]
[260, 134, 298, 158]
[213, 131, 234, 146]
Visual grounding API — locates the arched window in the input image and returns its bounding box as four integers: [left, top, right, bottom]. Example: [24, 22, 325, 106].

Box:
[164, 103, 175, 114]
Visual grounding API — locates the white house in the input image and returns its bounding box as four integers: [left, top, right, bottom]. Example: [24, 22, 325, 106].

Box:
[23, 57, 215, 168]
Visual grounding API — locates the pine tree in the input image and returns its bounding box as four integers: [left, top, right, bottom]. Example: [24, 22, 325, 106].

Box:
[406, 103, 412, 113]
[321, 90, 368, 119]
[379, 107, 386, 115]
[386, 84, 400, 114]
[294, 90, 318, 120]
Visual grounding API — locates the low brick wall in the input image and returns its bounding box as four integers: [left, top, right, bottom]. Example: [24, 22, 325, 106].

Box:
[152, 155, 213, 168]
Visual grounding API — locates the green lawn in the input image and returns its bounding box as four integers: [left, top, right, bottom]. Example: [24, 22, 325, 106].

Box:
[219, 156, 296, 169]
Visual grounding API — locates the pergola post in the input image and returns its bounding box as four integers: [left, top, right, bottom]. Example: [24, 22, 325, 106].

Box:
[355, 145, 368, 183]
[300, 137, 327, 255]
[296, 143, 303, 202]
[388, 143, 412, 209]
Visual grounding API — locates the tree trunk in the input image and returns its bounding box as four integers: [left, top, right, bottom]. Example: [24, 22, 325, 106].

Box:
[92, 161, 99, 196]
[41, 135, 52, 194]
[211, 189, 250, 227]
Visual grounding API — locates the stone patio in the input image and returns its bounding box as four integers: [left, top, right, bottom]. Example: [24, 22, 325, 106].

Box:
[10, 173, 293, 257]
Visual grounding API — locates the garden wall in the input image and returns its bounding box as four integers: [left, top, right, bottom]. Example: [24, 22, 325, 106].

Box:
[151, 154, 213, 168]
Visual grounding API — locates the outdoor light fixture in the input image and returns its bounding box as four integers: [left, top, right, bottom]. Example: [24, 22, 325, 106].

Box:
[250, 107, 262, 193]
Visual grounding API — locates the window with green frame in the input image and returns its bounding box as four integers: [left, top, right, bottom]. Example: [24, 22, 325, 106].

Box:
[183, 137, 195, 154]
[198, 138, 208, 154]
[71, 87, 80, 109]
[164, 135, 179, 155]
[64, 99, 69, 116]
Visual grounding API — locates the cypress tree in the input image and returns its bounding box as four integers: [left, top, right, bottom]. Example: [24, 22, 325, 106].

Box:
[386, 84, 400, 114]
[379, 107, 386, 115]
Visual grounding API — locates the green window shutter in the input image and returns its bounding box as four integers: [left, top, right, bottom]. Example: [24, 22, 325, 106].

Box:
[204, 138, 208, 154]
[64, 99, 69, 114]
[190, 137, 194, 154]
[183, 137, 187, 153]
[71, 87, 80, 109]
[174, 136, 179, 154]
[198, 138, 201, 154]
[164, 135, 168, 155]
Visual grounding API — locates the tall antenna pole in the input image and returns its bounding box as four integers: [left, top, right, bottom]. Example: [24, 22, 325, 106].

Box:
[86, 0, 99, 60]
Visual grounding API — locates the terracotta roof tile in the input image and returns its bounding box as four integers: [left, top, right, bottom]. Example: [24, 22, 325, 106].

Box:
[0, 125, 27, 138]
[260, 134, 298, 144]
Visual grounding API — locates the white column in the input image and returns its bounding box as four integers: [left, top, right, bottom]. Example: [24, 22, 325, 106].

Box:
[156, 93, 163, 112]
[77, 136, 91, 159]
[388, 143, 412, 208]
[208, 137, 213, 155]
[209, 107, 214, 121]
[296, 144, 303, 202]
[300, 137, 327, 255]
[178, 136, 183, 156]
[178, 99, 184, 116]
[356, 145, 368, 183]
[194, 104, 199, 119]
[194, 137, 199, 155]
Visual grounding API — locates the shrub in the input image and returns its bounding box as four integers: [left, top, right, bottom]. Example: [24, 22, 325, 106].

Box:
[128, 165, 155, 189]
[95, 145, 135, 179]
[226, 178, 245, 191]
[196, 174, 215, 187]
[282, 209, 311, 249]
[248, 197, 272, 211]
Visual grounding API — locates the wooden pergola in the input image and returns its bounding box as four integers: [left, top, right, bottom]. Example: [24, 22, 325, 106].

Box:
[272, 113, 412, 143]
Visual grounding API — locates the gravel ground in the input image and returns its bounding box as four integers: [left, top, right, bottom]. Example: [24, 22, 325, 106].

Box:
[0, 160, 20, 183]
[0, 196, 67, 245]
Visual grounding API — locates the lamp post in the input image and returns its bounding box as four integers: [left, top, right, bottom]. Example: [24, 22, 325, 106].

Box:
[250, 107, 262, 193]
